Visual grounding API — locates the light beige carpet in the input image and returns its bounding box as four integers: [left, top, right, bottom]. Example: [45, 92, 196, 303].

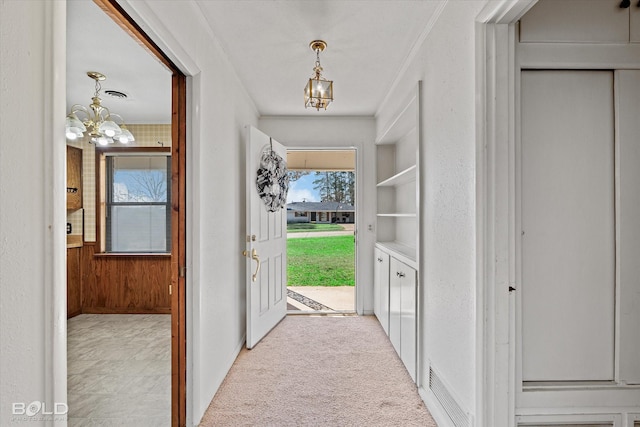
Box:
[199, 315, 437, 427]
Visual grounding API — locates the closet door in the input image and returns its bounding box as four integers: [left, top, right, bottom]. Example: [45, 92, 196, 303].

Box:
[617, 70, 640, 384]
[521, 71, 615, 381]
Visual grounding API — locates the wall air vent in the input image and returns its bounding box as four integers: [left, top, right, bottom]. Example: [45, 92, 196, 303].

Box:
[429, 366, 470, 427]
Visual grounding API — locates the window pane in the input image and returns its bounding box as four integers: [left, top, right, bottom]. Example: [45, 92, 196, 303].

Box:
[112, 156, 167, 203]
[109, 205, 168, 252]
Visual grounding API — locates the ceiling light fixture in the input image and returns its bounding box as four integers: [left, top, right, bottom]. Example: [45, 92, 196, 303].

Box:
[65, 71, 135, 145]
[304, 40, 333, 111]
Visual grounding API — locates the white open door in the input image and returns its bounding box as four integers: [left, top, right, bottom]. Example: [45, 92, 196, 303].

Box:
[245, 125, 288, 349]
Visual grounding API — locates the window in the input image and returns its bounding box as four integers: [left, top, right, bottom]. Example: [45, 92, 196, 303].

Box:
[102, 152, 171, 253]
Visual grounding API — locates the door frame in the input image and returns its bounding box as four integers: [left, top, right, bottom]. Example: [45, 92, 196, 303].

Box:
[90, 1, 188, 425]
[474, 2, 537, 426]
[476, 1, 640, 426]
[285, 147, 359, 313]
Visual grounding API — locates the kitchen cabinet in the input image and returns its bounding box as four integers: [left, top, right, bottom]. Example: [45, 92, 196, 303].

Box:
[67, 145, 82, 211]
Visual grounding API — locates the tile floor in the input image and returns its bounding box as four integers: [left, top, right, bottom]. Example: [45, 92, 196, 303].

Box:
[67, 314, 171, 426]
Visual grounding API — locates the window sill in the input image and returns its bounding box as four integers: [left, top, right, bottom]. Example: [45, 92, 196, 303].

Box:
[93, 252, 171, 258]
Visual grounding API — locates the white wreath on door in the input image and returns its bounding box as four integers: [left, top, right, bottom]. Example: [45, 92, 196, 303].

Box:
[256, 148, 289, 212]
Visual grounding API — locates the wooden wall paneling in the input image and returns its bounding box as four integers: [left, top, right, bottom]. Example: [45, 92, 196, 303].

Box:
[81, 243, 171, 313]
[67, 247, 82, 318]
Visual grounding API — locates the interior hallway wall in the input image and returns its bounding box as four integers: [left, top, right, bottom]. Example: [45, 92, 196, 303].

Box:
[258, 116, 376, 314]
[375, 1, 490, 422]
[93, 0, 260, 423]
[0, 1, 67, 424]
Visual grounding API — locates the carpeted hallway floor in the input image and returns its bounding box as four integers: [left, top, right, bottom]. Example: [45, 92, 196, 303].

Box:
[200, 315, 437, 426]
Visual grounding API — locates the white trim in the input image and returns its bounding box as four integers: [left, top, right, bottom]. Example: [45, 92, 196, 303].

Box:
[475, 2, 538, 427]
[49, 2, 68, 426]
[516, 413, 622, 426]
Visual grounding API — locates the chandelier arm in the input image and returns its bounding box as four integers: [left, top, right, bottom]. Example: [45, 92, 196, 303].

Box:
[108, 113, 125, 125]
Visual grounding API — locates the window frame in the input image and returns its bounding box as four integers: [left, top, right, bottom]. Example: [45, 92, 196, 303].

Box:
[96, 146, 172, 255]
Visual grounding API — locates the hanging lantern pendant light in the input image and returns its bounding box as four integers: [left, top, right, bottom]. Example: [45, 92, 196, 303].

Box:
[304, 40, 333, 111]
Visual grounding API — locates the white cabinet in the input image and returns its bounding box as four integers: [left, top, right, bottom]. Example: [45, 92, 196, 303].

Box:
[374, 247, 390, 335]
[375, 82, 420, 265]
[381, 250, 417, 382]
[521, 70, 616, 381]
[617, 70, 640, 384]
[374, 82, 420, 384]
[519, 0, 640, 43]
[390, 257, 417, 382]
[520, 70, 640, 384]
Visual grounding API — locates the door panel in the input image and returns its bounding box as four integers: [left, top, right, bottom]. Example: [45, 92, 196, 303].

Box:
[374, 248, 390, 335]
[389, 257, 402, 355]
[246, 125, 287, 349]
[521, 71, 615, 381]
[617, 70, 640, 384]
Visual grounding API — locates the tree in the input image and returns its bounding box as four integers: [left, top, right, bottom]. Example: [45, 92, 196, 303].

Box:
[312, 171, 355, 204]
[287, 170, 309, 183]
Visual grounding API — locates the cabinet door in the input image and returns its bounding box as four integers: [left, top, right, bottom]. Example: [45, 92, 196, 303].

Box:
[389, 258, 402, 355]
[66, 146, 83, 210]
[617, 70, 640, 384]
[374, 248, 390, 335]
[398, 261, 417, 382]
[519, 0, 629, 43]
[521, 71, 615, 381]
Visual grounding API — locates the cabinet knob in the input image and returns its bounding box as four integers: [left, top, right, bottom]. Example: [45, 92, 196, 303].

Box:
[397, 271, 405, 278]
[620, 0, 630, 7]
[377, 257, 383, 262]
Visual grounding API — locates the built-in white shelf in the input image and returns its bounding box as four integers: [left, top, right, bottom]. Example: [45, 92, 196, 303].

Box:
[376, 164, 417, 188]
[376, 213, 417, 218]
[375, 241, 417, 268]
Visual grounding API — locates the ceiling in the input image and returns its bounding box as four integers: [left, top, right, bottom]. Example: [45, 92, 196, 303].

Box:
[67, 1, 444, 122]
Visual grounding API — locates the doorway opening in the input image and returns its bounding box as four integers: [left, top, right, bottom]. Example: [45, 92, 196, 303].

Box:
[285, 149, 357, 314]
[65, 0, 186, 425]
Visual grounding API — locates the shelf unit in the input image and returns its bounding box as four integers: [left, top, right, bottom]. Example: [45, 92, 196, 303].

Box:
[373, 82, 421, 383]
[375, 82, 420, 268]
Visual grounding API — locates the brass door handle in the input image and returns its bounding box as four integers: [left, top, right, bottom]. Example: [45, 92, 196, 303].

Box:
[243, 248, 261, 282]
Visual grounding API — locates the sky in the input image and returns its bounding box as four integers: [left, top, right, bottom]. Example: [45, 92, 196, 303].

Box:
[287, 173, 320, 203]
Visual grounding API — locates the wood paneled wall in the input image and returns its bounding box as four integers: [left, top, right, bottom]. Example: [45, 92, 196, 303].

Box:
[67, 247, 82, 318]
[71, 243, 171, 315]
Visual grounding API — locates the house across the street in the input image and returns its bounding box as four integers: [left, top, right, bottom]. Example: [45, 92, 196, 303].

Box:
[287, 201, 355, 224]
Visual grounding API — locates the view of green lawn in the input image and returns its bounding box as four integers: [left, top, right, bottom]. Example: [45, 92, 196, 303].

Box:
[287, 223, 345, 233]
[287, 235, 355, 286]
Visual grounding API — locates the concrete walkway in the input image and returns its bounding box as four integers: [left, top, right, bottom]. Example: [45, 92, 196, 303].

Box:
[287, 286, 355, 312]
[287, 223, 355, 239]
[287, 230, 354, 239]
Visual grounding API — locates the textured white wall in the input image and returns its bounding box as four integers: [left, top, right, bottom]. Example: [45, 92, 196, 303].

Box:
[259, 116, 376, 314]
[0, 1, 67, 425]
[101, 1, 260, 424]
[375, 1, 489, 419]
